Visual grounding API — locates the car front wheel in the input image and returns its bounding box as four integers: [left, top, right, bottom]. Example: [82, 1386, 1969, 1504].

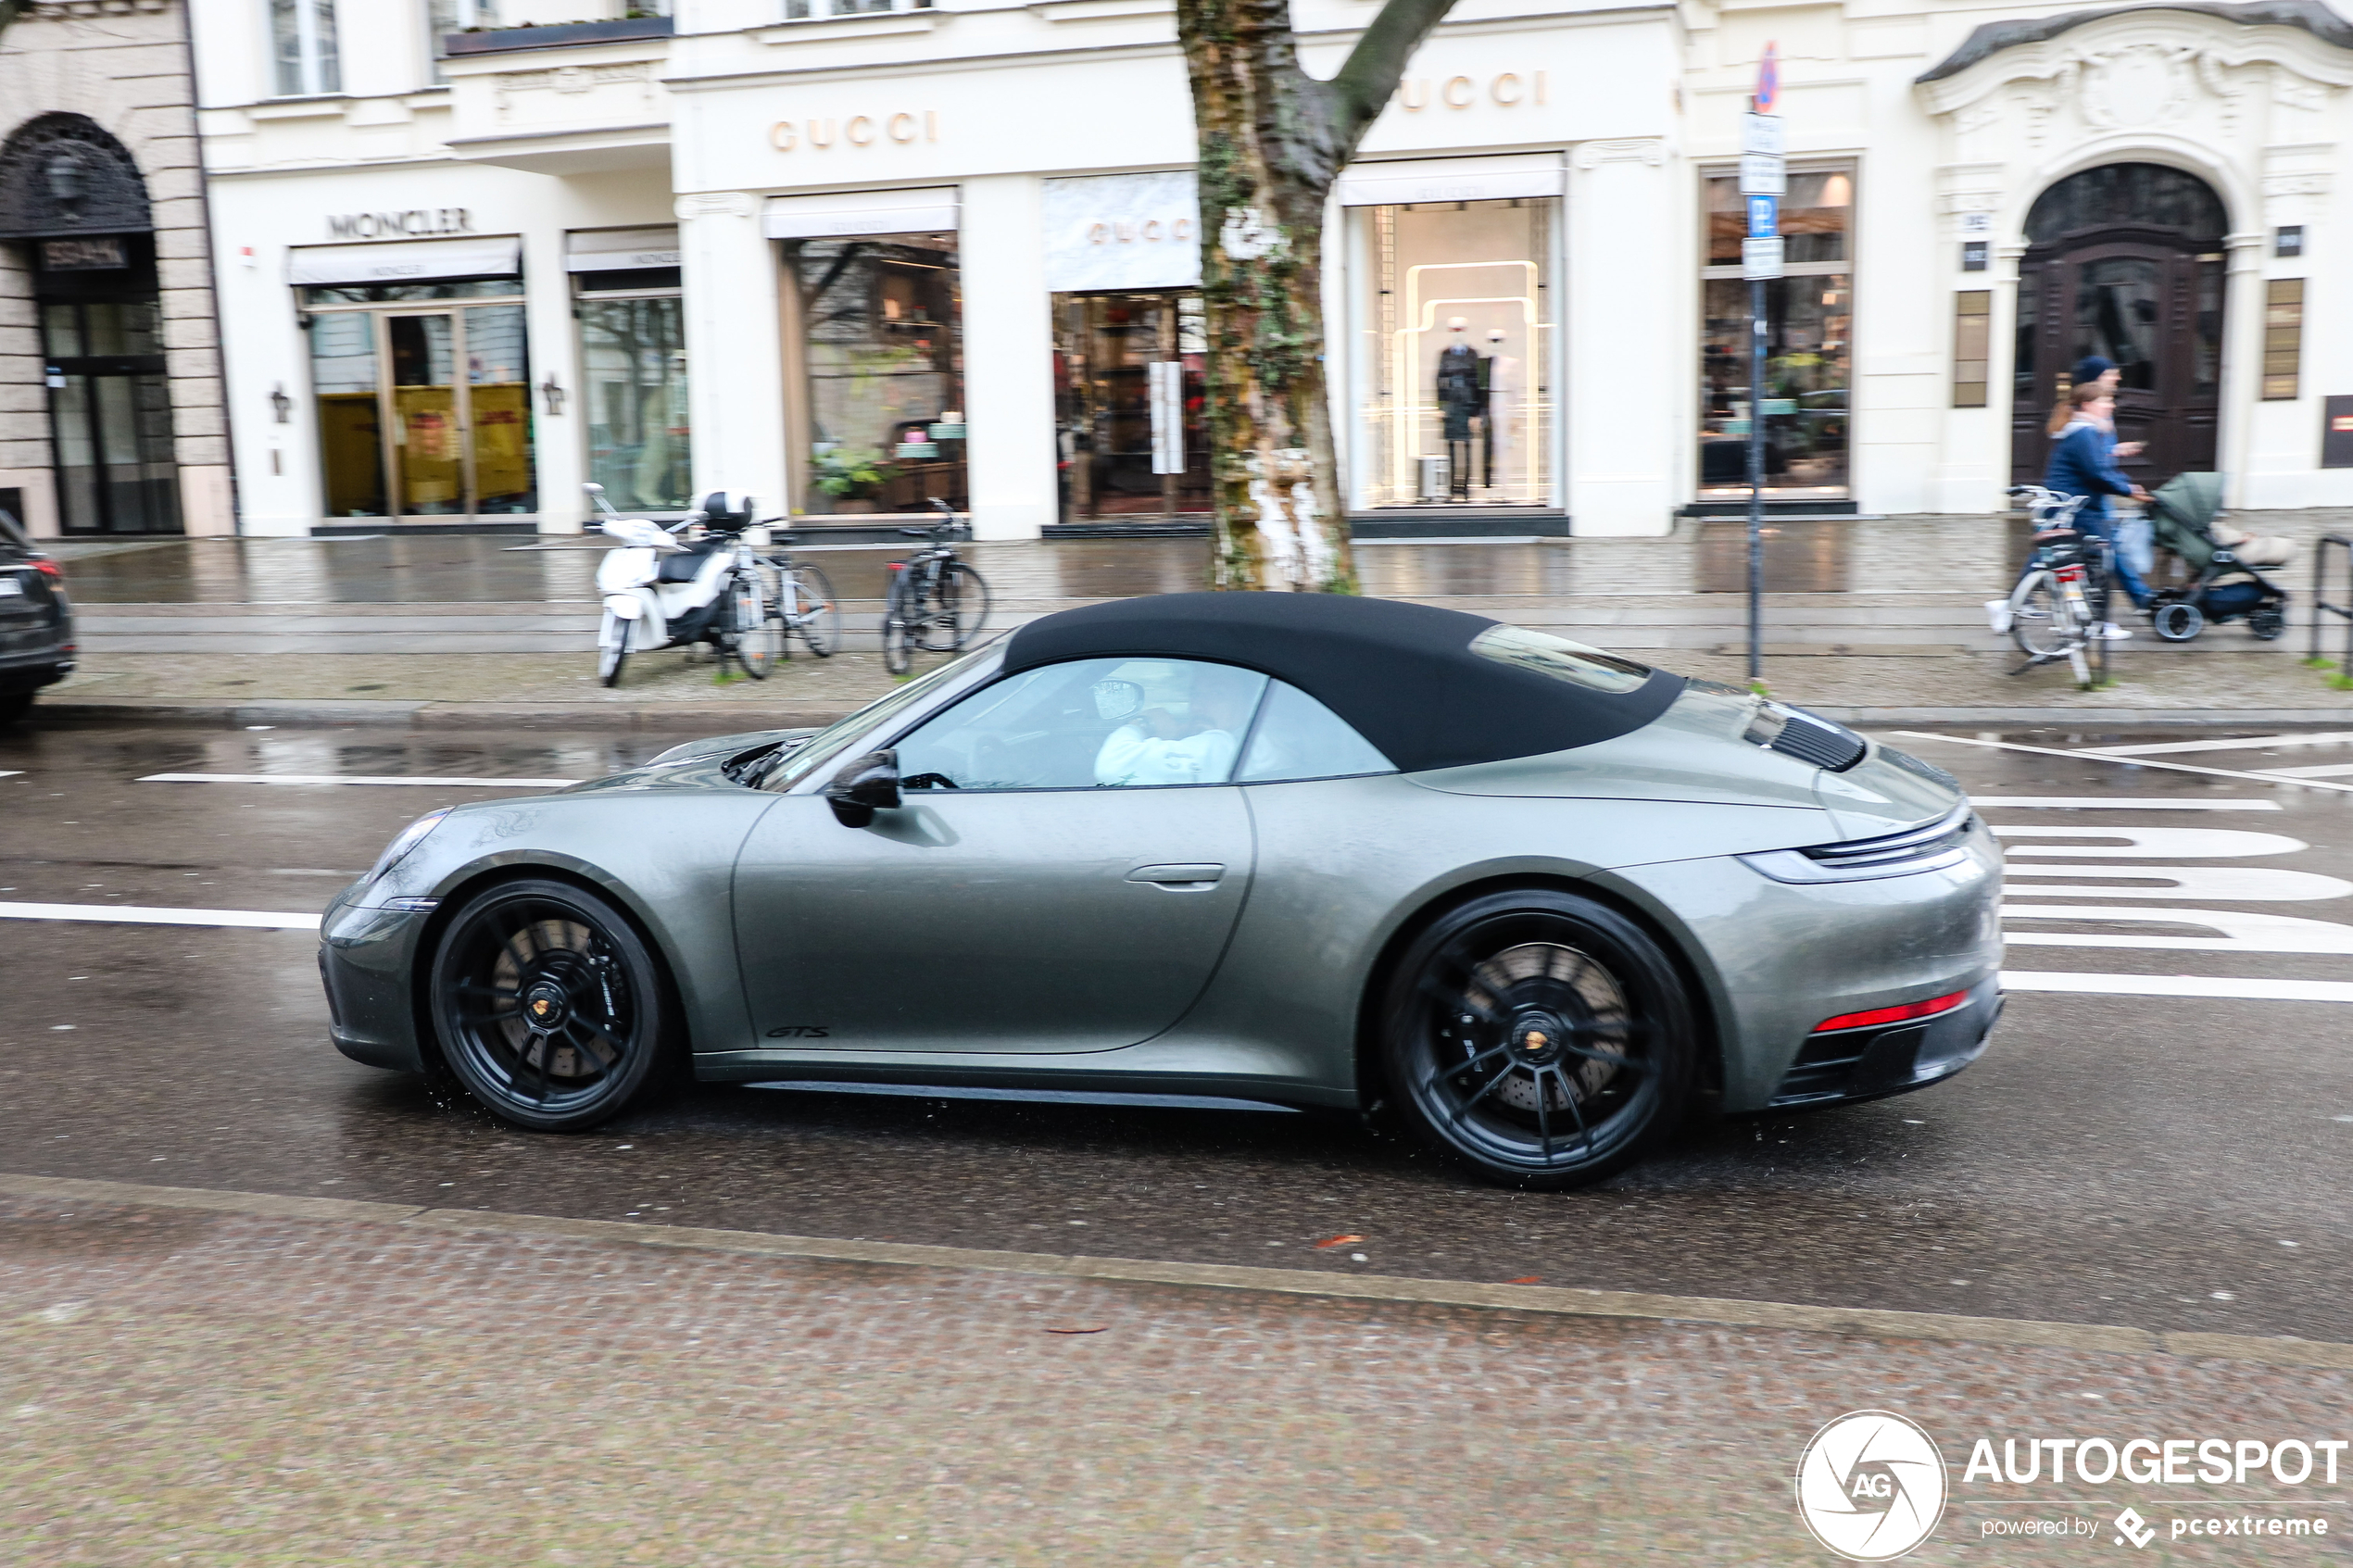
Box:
[1379, 890, 1693, 1189]
[428, 878, 672, 1132]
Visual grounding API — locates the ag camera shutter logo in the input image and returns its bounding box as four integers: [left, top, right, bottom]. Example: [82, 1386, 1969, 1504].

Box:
[1795, 1411, 1949, 1561]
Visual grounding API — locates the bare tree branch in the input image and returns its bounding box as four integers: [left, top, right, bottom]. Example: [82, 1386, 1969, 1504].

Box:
[1322, 0, 1461, 149]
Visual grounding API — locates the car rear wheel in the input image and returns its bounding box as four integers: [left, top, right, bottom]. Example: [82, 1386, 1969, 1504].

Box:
[428, 878, 672, 1132]
[0, 691, 31, 727]
[1380, 890, 1692, 1189]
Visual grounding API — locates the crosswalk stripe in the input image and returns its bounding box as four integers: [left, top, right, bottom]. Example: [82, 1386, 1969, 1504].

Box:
[1898, 733, 2353, 795]
[137, 772, 578, 788]
[2003, 970, 2353, 1004]
[2258, 763, 2353, 780]
[2077, 731, 2353, 759]
[1969, 797, 2280, 810]
[0, 900, 320, 931]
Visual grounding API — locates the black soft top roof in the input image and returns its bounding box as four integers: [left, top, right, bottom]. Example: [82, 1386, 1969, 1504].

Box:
[1000, 592, 1681, 773]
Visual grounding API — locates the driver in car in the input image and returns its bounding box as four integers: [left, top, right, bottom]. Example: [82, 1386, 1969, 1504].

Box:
[1093, 669, 1256, 786]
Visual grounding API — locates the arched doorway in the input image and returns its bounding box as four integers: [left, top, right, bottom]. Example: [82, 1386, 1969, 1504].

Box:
[2011, 163, 2229, 489]
[0, 112, 181, 535]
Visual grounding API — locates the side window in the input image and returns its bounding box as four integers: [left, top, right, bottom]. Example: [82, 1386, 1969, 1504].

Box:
[894, 658, 1269, 791]
[1236, 681, 1396, 783]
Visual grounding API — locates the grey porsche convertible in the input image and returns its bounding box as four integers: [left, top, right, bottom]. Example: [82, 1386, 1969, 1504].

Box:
[321, 593, 2002, 1188]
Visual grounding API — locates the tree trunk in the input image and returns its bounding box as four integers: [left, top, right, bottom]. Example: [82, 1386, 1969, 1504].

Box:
[1178, 0, 1458, 592]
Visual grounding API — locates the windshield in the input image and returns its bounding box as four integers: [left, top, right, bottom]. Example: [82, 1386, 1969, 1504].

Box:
[760, 645, 999, 792]
[1468, 624, 1654, 694]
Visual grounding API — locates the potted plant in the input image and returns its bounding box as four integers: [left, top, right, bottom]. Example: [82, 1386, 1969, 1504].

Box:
[810, 445, 892, 512]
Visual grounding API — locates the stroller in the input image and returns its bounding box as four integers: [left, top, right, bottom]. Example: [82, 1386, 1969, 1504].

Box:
[2142, 471, 2291, 642]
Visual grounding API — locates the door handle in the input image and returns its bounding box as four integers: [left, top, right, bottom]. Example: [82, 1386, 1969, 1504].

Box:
[1126, 863, 1224, 890]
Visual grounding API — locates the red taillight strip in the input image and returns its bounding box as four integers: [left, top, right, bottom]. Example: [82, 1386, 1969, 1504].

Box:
[34, 559, 63, 580]
[1811, 989, 1970, 1034]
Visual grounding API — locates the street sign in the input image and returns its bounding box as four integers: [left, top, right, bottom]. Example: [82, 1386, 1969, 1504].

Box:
[1738, 154, 1786, 196]
[1746, 194, 1779, 238]
[1741, 111, 1784, 157]
[1743, 237, 1784, 280]
[1755, 42, 1780, 113]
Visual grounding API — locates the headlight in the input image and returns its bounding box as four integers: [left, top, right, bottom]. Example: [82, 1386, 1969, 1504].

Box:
[367, 807, 452, 885]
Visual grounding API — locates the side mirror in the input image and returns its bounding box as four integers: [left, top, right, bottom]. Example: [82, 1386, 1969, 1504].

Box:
[824, 749, 901, 827]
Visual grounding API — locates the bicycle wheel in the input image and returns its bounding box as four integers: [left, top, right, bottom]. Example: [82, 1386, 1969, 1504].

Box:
[922, 560, 992, 651]
[882, 577, 917, 675]
[2008, 571, 2073, 659]
[730, 573, 780, 680]
[791, 565, 841, 658]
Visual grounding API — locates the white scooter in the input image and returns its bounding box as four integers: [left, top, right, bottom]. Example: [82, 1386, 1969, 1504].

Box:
[590, 484, 778, 687]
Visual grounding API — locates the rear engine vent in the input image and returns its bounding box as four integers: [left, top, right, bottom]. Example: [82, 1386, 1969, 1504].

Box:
[1742, 703, 1867, 772]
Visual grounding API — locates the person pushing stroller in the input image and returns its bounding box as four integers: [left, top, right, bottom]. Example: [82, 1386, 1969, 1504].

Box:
[2040, 371, 2150, 640]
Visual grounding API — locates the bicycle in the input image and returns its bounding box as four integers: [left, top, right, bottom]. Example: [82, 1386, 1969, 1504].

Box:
[2002, 484, 2111, 689]
[881, 498, 992, 676]
[749, 520, 842, 663]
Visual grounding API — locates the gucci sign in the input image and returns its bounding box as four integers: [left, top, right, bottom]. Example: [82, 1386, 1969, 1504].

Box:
[1397, 71, 1550, 111]
[1087, 217, 1194, 245]
[771, 112, 939, 150]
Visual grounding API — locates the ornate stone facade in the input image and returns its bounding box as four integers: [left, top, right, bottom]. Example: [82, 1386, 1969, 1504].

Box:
[0, 0, 229, 535]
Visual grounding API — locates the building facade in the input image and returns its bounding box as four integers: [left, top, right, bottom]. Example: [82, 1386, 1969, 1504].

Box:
[1, 0, 231, 539]
[188, 0, 2353, 540]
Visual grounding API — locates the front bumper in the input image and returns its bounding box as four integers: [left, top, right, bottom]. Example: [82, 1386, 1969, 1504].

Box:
[319, 887, 434, 1072]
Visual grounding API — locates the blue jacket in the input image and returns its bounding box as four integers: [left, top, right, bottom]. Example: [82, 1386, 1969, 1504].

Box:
[2044, 420, 2134, 527]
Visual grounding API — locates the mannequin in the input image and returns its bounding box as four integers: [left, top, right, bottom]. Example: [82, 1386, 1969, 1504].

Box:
[1434, 316, 1482, 502]
[1482, 327, 1518, 499]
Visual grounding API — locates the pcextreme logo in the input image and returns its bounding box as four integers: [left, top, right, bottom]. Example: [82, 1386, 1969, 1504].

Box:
[1795, 1411, 1950, 1562]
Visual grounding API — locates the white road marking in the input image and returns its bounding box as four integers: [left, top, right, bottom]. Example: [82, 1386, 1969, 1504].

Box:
[2259, 763, 2353, 779]
[2005, 864, 2353, 901]
[1970, 797, 2281, 810]
[0, 901, 320, 931]
[2003, 971, 2353, 1004]
[2077, 731, 2353, 759]
[1897, 733, 2353, 795]
[2002, 906, 2353, 955]
[0, 771, 19, 779]
[138, 772, 578, 788]
[1989, 825, 2308, 859]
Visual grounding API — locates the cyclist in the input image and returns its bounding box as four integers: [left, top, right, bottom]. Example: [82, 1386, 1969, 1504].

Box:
[2044, 380, 2150, 640]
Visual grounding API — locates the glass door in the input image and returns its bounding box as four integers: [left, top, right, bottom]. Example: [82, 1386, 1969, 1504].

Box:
[40, 298, 182, 535]
[1053, 291, 1210, 522]
[386, 312, 465, 516]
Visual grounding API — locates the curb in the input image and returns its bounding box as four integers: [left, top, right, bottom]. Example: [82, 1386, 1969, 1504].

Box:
[29, 697, 2353, 732]
[5, 1172, 2347, 1369]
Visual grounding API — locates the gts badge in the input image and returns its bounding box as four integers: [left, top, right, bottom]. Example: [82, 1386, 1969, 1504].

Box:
[765, 1024, 832, 1040]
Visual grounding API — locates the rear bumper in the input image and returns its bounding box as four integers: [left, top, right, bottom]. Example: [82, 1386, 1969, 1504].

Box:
[1767, 978, 2003, 1109]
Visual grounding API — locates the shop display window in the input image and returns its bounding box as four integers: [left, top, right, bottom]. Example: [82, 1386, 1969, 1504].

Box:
[1697, 169, 1853, 497]
[1053, 292, 1210, 523]
[575, 267, 690, 511]
[302, 272, 535, 520]
[1348, 198, 1555, 510]
[785, 233, 964, 515]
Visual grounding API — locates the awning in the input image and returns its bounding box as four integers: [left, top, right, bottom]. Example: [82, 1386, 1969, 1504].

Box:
[761, 187, 958, 240]
[566, 226, 681, 271]
[287, 235, 523, 286]
[1334, 155, 1567, 208]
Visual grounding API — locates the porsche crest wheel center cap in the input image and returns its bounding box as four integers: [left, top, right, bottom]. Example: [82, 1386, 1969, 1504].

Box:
[1512, 1012, 1567, 1067]
[522, 982, 570, 1032]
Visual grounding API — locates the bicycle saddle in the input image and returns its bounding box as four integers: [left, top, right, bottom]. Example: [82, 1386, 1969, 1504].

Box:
[2030, 527, 2084, 545]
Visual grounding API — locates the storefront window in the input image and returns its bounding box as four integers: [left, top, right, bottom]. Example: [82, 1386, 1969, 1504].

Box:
[1053, 292, 1209, 522]
[573, 239, 689, 512]
[1348, 198, 1554, 509]
[785, 232, 964, 515]
[1697, 169, 1853, 497]
[301, 272, 535, 520]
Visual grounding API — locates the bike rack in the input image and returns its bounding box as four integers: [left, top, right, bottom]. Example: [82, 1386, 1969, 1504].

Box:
[2313, 534, 2353, 674]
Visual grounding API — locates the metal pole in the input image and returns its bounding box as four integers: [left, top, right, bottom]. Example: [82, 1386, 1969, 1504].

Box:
[1747, 278, 1767, 684]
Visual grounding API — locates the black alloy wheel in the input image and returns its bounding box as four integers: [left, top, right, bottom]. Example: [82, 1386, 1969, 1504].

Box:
[1380, 891, 1692, 1189]
[0, 691, 31, 726]
[429, 879, 671, 1132]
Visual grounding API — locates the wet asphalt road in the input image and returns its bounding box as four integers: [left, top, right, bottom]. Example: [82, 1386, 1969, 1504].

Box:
[4, 719, 2351, 1344]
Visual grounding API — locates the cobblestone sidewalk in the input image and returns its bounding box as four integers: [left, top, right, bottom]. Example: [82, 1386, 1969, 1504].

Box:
[4, 1193, 2346, 1565]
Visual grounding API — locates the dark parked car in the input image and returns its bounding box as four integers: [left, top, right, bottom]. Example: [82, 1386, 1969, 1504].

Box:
[0, 509, 73, 726]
